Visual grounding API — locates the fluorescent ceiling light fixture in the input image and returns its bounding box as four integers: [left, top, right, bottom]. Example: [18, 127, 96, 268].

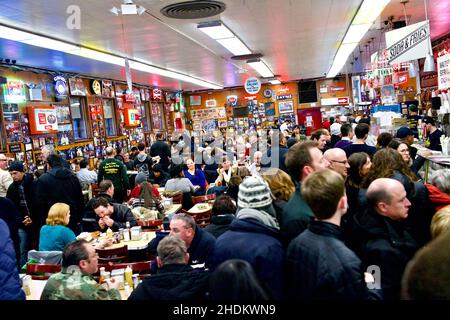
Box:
[269, 79, 281, 85]
[247, 59, 274, 78]
[327, 0, 391, 78]
[216, 37, 251, 56]
[342, 24, 372, 44]
[0, 25, 222, 89]
[353, 0, 391, 25]
[136, 6, 146, 15]
[198, 20, 252, 56]
[197, 21, 235, 40]
[110, 7, 119, 15]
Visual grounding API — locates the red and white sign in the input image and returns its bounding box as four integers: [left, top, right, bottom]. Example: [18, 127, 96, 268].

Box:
[244, 95, 257, 101]
[153, 89, 162, 101]
[205, 99, 217, 107]
[29, 107, 58, 133]
[277, 86, 290, 94]
[321, 97, 349, 106]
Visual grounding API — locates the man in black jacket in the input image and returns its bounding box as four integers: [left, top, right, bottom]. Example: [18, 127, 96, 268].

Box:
[6, 161, 36, 266]
[148, 163, 170, 187]
[150, 133, 171, 173]
[92, 197, 136, 232]
[286, 169, 378, 300]
[128, 235, 209, 300]
[169, 213, 216, 266]
[354, 178, 418, 300]
[35, 155, 84, 233]
[81, 180, 118, 232]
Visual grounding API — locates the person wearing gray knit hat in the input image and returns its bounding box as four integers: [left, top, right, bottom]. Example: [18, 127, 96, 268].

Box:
[236, 175, 278, 229]
[134, 172, 148, 186]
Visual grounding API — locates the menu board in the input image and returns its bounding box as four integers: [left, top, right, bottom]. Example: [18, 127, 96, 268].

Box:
[28, 106, 58, 134]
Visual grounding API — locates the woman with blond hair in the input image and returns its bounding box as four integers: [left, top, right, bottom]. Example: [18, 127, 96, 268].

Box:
[262, 168, 295, 220]
[430, 205, 450, 239]
[39, 203, 76, 251]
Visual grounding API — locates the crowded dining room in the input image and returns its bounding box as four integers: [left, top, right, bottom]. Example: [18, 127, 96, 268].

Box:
[0, 0, 450, 309]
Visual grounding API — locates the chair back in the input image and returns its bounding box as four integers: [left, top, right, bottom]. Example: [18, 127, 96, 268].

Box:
[91, 183, 100, 198]
[192, 193, 216, 205]
[26, 263, 62, 280]
[107, 261, 153, 279]
[180, 209, 212, 228]
[96, 245, 128, 264]
[137, 219, 163, 231]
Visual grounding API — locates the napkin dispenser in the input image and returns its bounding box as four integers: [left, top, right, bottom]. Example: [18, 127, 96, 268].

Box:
[130, 226, 142, 241]
[164, 197, 173, 208]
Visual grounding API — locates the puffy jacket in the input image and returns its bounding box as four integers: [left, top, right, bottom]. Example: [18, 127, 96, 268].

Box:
[209, 217, 284, 300]
[286, 220, 379, 300]
[0, 218, 25, 300]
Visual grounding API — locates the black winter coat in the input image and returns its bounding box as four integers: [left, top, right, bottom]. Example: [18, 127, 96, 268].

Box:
[286, 220, 378, 300]
[353, 208, 419, 300]
[128, 264, 210, 300]
[204, 214, 234, 238]
[6, 174, 36, 221]
[35, 166, 84, 233]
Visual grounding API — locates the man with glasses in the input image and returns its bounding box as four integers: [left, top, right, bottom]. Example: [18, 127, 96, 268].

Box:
[41, 240, 121, 300]
[0, 154, 13, 197]
[324, 148, 350, 178]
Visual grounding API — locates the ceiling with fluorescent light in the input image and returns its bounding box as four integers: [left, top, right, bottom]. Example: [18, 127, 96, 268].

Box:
[0, 0, 449, 92]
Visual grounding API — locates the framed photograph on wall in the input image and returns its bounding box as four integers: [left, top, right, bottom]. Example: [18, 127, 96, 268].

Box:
[278, 100, 294, 114]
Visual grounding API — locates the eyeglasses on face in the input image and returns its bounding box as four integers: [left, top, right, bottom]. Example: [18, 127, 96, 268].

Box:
[329, 159, 348, 164]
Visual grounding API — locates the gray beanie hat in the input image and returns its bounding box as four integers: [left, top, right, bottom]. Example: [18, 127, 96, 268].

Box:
[238, 175, 273, 209]
[135, 172, 148, 185]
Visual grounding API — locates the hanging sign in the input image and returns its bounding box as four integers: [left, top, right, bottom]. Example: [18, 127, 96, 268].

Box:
[386, 20, 430, 65]
[153, 88, 162, 101]
[437, 53, 450, 90]
[244, 77, 261, 94]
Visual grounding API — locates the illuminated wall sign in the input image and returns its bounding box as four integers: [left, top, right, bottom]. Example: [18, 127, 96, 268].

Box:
[277, 86, 290, 94]
[124, 108, 140, 126]
[54, 76, 68, 97]
[244, 77, 261, 94]
[205, 99, 217, 107]
[276, 94, 292, 100]
[3, 80, 26, 103]
[244, 95, 257, 101]
[153, 88, 162, 101]
[330, 86, 345, 92]
[321, 97, 349, 106]
[227, 95, 238, 106]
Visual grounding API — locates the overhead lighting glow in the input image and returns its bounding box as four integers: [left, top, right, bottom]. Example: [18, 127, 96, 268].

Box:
[269, 79, 281, 85]
[0, 25, 222, 89]
[197, 21, 235, 40]
[247, 59, 274, 78]
[327, 0, 391, 78]
[198, 20, 252, 56]
[216, 37, 251, 56]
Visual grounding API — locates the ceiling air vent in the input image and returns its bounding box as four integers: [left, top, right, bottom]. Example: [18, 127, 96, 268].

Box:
[161, 1, 226, 19]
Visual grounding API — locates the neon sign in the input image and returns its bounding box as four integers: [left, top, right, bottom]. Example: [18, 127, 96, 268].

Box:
[3, 80, 26, 103]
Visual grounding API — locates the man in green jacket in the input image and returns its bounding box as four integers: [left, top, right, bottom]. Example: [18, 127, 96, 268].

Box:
[98, 147, 130, 203]
[41, 240, 121, 300]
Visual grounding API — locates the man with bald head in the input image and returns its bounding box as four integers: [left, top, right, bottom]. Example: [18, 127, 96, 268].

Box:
[324, 148, 350, 178]
[354, 178, 419, 300]
[97, 147, 130, 203]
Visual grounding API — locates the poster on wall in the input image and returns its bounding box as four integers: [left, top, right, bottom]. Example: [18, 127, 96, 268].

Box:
[5, 122, 22, 143]
[2, 103, 20, 122]
[189, 95, 201, 106]
[201, 119, 218, 131]
[53, 104, 71, 125]
[381, 85, 396, 105]
[57, 124, 74, 146]
[28, 106, 58, 134]
[278, 100, 294, 114]
[68, 78, 86, 96]
[264, 102, 275, 116]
